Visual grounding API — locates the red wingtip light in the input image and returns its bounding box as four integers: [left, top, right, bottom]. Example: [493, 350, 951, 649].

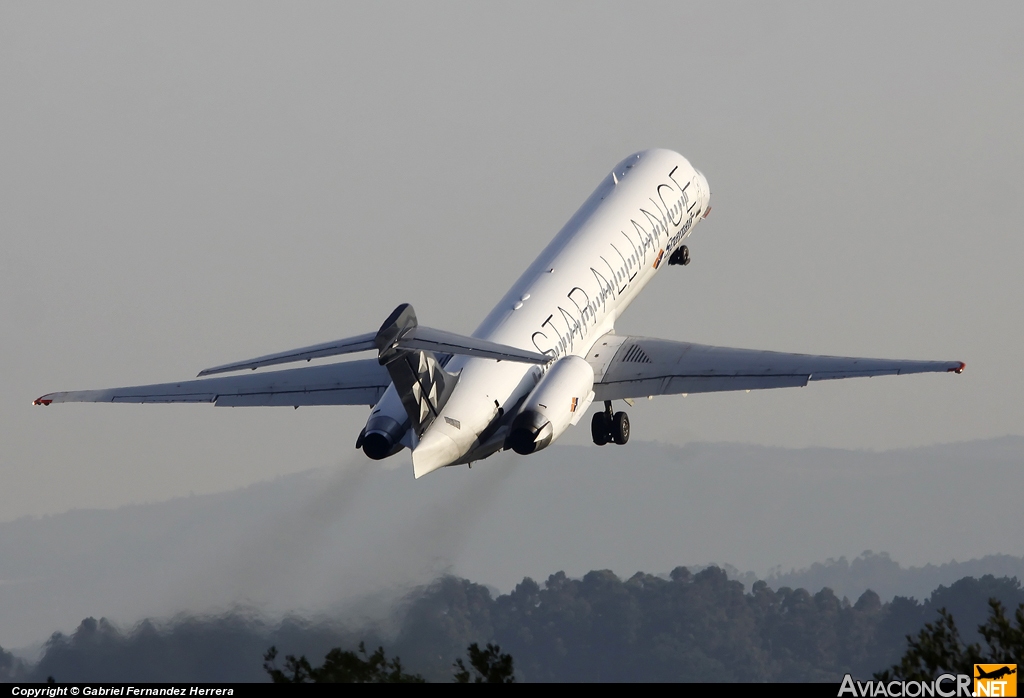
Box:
[948, 362, 966, 374]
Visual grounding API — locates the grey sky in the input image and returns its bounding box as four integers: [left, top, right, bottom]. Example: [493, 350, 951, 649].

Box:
[2, 2, 1022, 522]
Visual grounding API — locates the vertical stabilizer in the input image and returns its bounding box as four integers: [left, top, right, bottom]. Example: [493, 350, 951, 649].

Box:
[375, 304, 458, 436]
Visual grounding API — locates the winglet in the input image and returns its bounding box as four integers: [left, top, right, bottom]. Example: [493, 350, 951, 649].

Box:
[948, 362, 966, 374]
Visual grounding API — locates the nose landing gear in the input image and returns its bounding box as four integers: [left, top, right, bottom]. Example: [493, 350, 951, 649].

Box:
[591, 400, 630, 446]
[668, 245, 690, 266]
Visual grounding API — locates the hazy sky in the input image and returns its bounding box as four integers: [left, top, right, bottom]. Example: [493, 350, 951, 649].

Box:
[2, 2, 1022, 521]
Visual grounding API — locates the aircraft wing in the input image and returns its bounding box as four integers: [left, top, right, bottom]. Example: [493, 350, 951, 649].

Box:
[34, 359, 391, 407]
[586, 335, 964, 401]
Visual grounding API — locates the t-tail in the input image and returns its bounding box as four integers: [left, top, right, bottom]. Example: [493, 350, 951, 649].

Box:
[359, 304, 459, 459]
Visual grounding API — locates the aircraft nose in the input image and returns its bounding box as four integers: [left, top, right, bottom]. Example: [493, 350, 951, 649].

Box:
[412, 429, 461, 479]
[696, 171, 711, 218]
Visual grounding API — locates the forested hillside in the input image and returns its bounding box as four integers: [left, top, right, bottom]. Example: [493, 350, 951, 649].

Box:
[8, 569, 1022, 683]
[3, 438, 1021, 650]
[763, 551, 1024, 603]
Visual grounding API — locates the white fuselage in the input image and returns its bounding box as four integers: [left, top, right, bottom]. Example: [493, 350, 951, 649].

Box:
[375, 149, 710, 476]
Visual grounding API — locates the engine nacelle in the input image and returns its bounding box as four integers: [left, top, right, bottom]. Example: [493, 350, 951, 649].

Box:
[359, 413, 406, 460]
[507, 355, 595, 455]
[359, 387, 409, 460]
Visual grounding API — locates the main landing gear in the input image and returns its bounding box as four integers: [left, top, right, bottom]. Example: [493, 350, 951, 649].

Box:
[668, 245, 690, 266]
[591, 400, 629, 446]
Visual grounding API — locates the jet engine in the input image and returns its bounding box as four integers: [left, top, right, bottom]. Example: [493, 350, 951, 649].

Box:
[358, 412, 407, 460]
[506, 355, 595, 455]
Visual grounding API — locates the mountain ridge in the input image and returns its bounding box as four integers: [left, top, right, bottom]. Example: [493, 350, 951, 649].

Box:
[1, 435, 1020, 648]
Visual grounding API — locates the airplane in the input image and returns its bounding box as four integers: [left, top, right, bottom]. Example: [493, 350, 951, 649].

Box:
[976, 667, 1016, 680]
[34, 149, 965, 478]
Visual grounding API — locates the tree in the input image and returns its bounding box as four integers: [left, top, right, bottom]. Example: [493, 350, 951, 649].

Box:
[453, 643, 515, 683]
[0, 645, 26, 682]
[264, 641, 515, 683]
[263, 642, 424, 683]
[877, 599, 1024, 680]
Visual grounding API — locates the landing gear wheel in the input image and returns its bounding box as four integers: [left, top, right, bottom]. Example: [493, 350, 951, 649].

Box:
[612, 411, 630, 445]
[591, 411, 610, 446]
[668, 245, 690, 266]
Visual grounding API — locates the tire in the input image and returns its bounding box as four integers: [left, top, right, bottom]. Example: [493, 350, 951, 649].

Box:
[591, 411, 610, 446]
[680, 245, 690, 266]
[613, 411, 630, 445]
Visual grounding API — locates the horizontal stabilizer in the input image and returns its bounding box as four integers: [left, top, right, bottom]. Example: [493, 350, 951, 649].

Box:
[198, 333, 378, 376]
[398, 327, 549, 364]
[198, 315, 549, 377]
